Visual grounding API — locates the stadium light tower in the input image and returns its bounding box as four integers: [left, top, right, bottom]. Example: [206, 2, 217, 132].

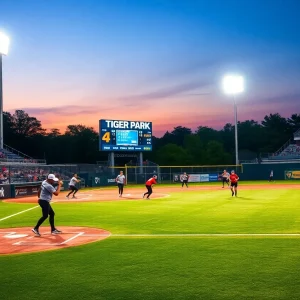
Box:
[0, 31, 10, 149]
[222, 74, 244, 165]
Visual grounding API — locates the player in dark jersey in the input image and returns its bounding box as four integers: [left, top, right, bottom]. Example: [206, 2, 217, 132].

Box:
[229, 170, 239, 197]
[181, 172, 189, 188]
[143, 175, 157, 199]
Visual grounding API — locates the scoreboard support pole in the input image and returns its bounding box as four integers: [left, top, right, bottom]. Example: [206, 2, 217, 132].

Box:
[109, 152, 115, 174]
[139, 152, 143, 174]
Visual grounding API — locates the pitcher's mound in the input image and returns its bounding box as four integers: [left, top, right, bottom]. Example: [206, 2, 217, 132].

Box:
[0, 226, 110, 255]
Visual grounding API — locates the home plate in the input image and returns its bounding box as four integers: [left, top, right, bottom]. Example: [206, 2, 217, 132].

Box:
[0, 227, 111, 255]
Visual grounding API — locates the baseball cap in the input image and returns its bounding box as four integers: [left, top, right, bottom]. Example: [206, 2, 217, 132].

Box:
[48, 174, 59, 181]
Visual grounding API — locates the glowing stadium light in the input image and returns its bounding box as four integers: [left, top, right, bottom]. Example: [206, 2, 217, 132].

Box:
[0, 32, 10, 55]
[0, 31, 10, 149]
[222, 75, 244, 95]
[222, 74, 245, 166]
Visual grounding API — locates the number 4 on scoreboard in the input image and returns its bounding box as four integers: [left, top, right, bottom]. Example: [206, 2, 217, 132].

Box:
[102, 132, 111, 143]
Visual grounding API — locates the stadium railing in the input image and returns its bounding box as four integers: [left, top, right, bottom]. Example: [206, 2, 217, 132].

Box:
[0, 158, 46, 164]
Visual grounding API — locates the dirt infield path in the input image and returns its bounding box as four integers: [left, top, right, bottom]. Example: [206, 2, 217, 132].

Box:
[0, 226, 110, 255]
[4, 189, 170, 203]
[3, 183, 300, 204]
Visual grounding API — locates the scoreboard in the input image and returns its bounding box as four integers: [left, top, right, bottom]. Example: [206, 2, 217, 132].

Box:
[99, 119, 153, 152]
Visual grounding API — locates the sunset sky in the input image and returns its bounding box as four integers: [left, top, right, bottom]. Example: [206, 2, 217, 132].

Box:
[1, 0, 300, 137]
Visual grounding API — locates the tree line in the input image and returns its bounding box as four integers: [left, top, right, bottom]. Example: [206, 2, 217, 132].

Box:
[3, 110, 300, 165]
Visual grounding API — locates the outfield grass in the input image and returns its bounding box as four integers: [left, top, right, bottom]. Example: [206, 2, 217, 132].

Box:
[1, 183, 300, 299]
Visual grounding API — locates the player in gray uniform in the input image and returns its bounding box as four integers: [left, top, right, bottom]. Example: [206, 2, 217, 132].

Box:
[66, 174, 81, 199]
[181, 172, 189, 188]
[116, 171, 126, 197]
[221, 170, 230, 188]
[32, 174, 63, 236]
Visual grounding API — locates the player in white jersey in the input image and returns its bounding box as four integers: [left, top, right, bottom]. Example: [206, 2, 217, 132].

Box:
[181, 172, 189, 188]
[116, 171, 126, 197]
[66, 174, 81, 199]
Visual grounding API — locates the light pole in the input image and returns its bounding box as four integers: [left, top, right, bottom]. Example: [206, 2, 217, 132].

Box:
[222, 75, 244, 166]
[0, 31, 10, 149]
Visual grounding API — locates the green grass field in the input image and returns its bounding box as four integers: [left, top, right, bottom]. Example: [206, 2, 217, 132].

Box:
[1, 182, 300, 300]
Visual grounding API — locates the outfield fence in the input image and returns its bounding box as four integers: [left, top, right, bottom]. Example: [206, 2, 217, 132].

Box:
[104, 165, 243, 185]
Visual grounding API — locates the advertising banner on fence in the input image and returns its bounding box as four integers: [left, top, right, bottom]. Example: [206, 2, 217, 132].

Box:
[174, 174, 219, 183]
[187, 174, 201, 182]
[0, 184, 11, 199]
[285, 170, 300, 180]
[209, 174, 219, 182]
[15, 184, 40, 198]
[200, 174, 209, 182]
[92, 176, 117, 187]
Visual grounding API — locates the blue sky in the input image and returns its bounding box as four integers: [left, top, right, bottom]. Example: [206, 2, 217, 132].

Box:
[1, 0, 300, 135]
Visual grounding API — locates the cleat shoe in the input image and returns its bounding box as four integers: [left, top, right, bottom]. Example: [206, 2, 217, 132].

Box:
[52, 229, 62, 235]
[32, 228, 41, 237]
[72, 196, 77, 199]
[66, 196, 69, 199]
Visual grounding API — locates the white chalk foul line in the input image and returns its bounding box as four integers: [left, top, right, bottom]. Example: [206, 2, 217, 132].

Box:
[59, 232, 84, 245]
[110, 233, 300, 237]
[9, 232, 300, 247]
[66, 233, 300, 238]
[0, 206, 39, 222]
[0, 200, 59, 222]
[12, 232, 85, 246]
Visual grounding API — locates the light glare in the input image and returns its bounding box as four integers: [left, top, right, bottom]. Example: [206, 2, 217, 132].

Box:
[0, 32, 10, 55]
[222, 75, 244, 95]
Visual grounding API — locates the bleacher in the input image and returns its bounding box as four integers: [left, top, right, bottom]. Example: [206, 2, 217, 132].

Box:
[0, 144, 46, 164]
[277, 144, 300, 157]
[0, 145, 76, 185]
[1, 148, 23, 160]
[261, 128, 300, 162]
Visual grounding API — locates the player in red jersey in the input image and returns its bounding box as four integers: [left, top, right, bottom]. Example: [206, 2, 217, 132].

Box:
[229, 170, 239, 197]
[143, 175, 157, 199]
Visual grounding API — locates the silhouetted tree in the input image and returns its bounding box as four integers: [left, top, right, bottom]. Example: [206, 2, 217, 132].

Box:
[261, 113, 291, 152]
[11, 110, 46, 137]
[205, 141, 231, 165]
[196, 126, 221, 144]
[183, 134, 204, 164]
[48, 128, 61, 138]
[156, 143, 192, 165]
[3, 112, 15, 146]
[288, 114, 300, 132]
[2, 109, 299, 165]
